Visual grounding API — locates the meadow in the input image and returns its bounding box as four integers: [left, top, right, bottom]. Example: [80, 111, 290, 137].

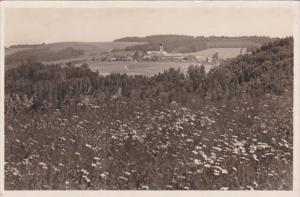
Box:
[186, 48, 246, 59]
[5, 91, 293, 190]
[87, 61, 215, 76]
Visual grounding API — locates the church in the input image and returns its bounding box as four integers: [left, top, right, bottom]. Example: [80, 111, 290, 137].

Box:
[145, 42, 184, 61]
[146, 42, 167, 56]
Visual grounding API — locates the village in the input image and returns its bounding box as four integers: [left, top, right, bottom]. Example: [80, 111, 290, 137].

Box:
[100, 42, 219, 65]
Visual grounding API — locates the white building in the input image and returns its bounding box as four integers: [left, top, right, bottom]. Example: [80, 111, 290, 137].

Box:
[147, 43, 167, 56]
[145, 42, 183, 60]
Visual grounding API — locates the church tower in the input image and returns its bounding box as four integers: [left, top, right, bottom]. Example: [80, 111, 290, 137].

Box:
[160, 42, 164, 54]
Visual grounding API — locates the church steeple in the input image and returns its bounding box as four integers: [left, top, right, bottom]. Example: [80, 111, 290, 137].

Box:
[160, 42, 164, 54]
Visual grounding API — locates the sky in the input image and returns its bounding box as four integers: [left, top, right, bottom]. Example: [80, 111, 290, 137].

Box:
[4, 7, 295, 46]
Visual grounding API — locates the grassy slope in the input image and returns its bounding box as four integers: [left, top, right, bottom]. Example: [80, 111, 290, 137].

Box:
[5, 42, 145, 67]
[186, 48, 245, 59]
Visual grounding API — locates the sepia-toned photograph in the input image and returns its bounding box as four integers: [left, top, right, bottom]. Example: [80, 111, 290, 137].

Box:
[0, 1, 299, 193]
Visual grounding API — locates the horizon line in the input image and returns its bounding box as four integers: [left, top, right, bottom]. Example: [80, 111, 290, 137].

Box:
[5, 34, 293, 47]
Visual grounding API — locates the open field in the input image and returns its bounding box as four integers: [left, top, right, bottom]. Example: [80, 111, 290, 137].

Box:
[43, 60, 215, 76]
[186, 48, 246, 59]
[87, 61, 215, 76]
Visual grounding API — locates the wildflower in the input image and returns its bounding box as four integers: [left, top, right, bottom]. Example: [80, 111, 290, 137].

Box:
[253, 181, 258, 187]
[195, 146, 202, 150]
[12, 168, 21, 176]
[12, 171, 19, 176]
[246, 185, 254, 190]
[221, 169, 228, 174]
[212, 147, 222, 152]
[204, 164, 211, 168]
[112, 135, 118, 140]
[213, 169, 220, 176]
[194, 159, 202, 165]
[53, 166, 60, 172]
[93, 156, 101, 161]
[221, 187, 229, 190]
[22, 158, 30, 165]
[38, 162, 48, 170]
[262, 130, 268, 134]
[38, 162, 46, 166]
[59, 137, 66, 141]
[141, 185, 149, 190]
[252, 154, 259, 161]
[119, 176, 128, 181]
[81, 169, 89, 175]
[82, 175, 91, 183]
[85, 144, 92, 149]
[100, 173, 106, 178]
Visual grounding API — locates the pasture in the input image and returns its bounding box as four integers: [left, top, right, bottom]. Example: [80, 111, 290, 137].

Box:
[87, 61, 215, 76]
[186, 48, 246, 59]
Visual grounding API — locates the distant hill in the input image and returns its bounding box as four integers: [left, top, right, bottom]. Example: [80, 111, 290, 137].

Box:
[5, 47, 85, 65]
[5, 41, 144, 66]
[114, 35, 279, 53]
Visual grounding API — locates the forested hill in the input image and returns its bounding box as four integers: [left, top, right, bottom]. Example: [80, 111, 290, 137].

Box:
[5, 37, 293, 111]
[206, 37, 293, 97]
[114, 35, 278, 53]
